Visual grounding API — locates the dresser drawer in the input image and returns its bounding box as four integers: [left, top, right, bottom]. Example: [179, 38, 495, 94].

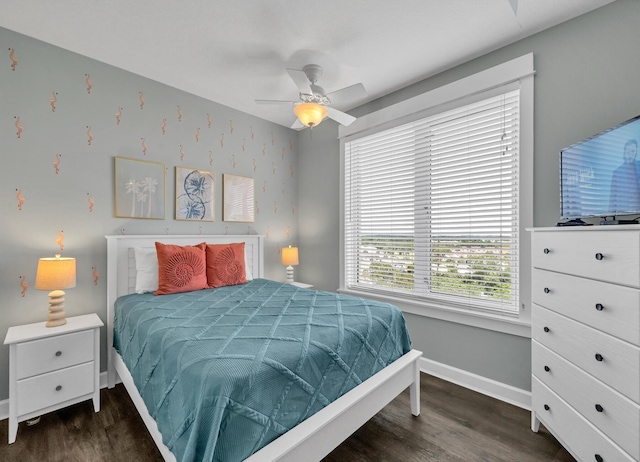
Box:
[531, 230, 640, 287]
[533, 341, 640, 460]
[15, 330, 94, 380]
[532, 377, 635, 462]
[16, 362, 95, 416]
[533, 305, 640, 402]
[532, 269, 640, 345]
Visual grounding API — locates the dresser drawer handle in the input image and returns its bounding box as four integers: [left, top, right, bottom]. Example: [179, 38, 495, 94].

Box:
[595, 303, 604, 311]
[543, 404, 550, 411]
[543, 327, 550, 333]
[595, 253, 604, 260]
[55, 351, 62, 357]
[55, 385, 62, 392]
[544, 366, 550, 372]
[595, 404, 604, 413]
[595, 353, 604, 362]
[543, 287, 550, 294]
[543, 248, 550, 254]
[595, 454, 603, 462]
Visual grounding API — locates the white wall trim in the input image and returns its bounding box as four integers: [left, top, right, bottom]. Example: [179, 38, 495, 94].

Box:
[0, 396, 6, 421]
[339, 53, 534, 139]
[420, 357, 531, 411]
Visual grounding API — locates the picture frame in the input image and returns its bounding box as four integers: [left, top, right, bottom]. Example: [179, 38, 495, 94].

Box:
[114, 156, 165, 219]
[175, 166, 215, 221]
[223, 174, 255, 222]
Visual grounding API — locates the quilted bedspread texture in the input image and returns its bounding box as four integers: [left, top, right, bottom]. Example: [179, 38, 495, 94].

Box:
[113, 278, 412, 462]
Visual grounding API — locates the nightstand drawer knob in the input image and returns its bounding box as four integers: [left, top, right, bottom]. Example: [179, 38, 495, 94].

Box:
[543, 248, 550, 254]
[595, 353, 604, 362]
[595, 454, 603, 462]
[55, 385, 62, 392]
[595, 303, 604, 311]
[543, 287, 550, 294]
[543, 326, 550, 333]
[544, 404, 550, 411]
[55, 351, 62, 357]
[595, 252, 604, 260]
[544, 366, 550, 372]
[595, 404, 604, 413]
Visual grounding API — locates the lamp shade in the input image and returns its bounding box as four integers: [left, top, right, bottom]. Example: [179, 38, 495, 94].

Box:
[294, 102, 328, 128]
[281, 246, 299, 266]
[35, 255, 76, 290]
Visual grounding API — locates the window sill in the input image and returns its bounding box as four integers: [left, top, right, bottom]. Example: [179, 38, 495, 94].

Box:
[338, 288, 531, 338]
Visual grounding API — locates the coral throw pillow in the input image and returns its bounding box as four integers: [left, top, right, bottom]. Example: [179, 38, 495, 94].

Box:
[206, 242, 247, 288]
[155, 242, 208, 295]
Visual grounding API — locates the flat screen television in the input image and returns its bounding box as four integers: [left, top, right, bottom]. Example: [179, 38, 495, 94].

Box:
[560, 115, 640, 222]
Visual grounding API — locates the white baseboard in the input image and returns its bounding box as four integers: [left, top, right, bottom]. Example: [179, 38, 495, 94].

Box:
[0, 364, 530, 421]
[0, 396, 6, 421]
[420, 357, 531, 410]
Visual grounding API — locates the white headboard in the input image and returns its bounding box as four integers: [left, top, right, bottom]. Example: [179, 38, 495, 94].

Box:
[105, 234, 264, 387]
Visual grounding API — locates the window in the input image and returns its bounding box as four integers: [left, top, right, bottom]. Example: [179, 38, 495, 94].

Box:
[343, 85, 524, 317]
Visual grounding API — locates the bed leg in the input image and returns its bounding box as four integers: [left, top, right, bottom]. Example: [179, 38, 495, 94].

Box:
[410, 359, 420, 416]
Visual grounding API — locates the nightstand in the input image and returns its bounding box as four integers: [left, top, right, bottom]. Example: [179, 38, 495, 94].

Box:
[3, 313, 103, 444]
[289, 281, 313, 289]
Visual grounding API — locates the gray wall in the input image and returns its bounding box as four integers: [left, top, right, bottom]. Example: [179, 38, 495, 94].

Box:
[297, 121, 341, 291]
[0, 27, 300, 401]
[298, 0, 640, 391]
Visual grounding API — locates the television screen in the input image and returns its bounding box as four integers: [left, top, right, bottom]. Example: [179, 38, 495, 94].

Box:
[560, 115, 640, 219]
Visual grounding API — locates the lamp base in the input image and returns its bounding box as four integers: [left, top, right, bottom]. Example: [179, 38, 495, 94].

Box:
[285, 265, 295, 284]
[46, 289, 67, 328]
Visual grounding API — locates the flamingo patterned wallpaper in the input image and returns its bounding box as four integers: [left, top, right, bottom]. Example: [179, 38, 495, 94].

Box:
[0, 26, 301, 400]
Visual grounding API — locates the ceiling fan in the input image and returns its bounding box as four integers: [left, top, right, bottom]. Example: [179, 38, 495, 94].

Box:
[256, 64, 366, 129]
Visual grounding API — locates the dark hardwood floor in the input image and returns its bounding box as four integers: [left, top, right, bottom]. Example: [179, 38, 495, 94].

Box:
[0, 373, 574, 461]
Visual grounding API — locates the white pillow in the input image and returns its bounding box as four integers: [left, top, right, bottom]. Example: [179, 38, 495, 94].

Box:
[134, 247, 158, 293]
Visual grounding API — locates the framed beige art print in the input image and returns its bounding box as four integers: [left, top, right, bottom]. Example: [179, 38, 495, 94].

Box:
[222, 174, 255, 222]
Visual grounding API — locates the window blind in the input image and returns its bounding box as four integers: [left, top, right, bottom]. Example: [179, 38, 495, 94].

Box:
[344, 89, 520, 315]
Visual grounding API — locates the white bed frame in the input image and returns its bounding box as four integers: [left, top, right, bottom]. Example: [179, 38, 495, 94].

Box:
[106, 234, 422, 462]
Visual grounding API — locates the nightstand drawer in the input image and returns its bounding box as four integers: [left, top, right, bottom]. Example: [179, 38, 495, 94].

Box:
[532, 377, 635, 462]
[16, 330, 94, 379]
[533, 305, 640, 402]
[533, 341, 640, 459]
[532, 269, 640, 345]
[17, 362, 95, 416]
[531, 230, 640, 287]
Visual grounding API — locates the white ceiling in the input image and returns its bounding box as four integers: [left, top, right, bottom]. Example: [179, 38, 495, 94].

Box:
[1, 0, 616, 129]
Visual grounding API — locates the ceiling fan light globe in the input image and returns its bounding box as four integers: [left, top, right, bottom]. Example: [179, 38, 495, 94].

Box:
[294, 102, 328, 128]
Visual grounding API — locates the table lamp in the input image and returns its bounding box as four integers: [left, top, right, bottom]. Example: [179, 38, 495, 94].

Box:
[281, 246, 299, 283]
[35, 254, 76, 327]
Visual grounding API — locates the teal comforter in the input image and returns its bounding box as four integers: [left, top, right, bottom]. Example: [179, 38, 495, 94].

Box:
[113, 278, 411, 462]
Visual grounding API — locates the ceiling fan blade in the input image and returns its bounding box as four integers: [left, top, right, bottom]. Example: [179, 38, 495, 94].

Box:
[286, 68, 312, 95]
[255, 99, 296, 105]
[326, 83, 366, 106]
[327, 107, 356, 126]
[290, 118, 305, 129]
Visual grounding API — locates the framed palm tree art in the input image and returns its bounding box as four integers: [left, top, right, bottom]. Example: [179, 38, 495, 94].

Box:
[175, 167, 215, 221]
[114, 156, 166, 219]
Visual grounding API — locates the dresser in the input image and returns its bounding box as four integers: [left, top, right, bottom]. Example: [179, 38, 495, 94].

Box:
[530, 226, 640, 462]
[4, 313, 103, 444]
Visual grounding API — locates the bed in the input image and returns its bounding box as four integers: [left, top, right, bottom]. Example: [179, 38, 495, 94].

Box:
[106, 234, 422, 462]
